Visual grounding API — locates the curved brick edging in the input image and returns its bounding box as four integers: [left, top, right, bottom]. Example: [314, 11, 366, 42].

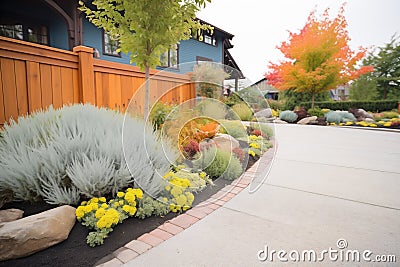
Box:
[96, 140, 277, 267]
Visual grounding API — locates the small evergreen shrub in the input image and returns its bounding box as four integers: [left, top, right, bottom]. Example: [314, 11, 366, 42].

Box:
[325, 111, 342, 124]
[231, 103, 253, 121]
[279, 110, 298, 123]
[149, 102, 175, 131]
[0, 104, 178, 205]
[219, 120, 247, 139]
[307, 107, 325, 118]
[193, 147, 243, 180]
[325, 111, 356, 124]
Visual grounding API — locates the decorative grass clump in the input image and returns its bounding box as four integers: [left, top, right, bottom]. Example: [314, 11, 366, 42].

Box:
[193, 147, 243, 181]
[231, 103, 253, 121]
[0, 104, 177, 205]
[325, 111, 356, 124]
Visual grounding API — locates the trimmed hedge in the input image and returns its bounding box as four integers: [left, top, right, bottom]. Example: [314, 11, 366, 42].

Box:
[299, 100, 399, 112]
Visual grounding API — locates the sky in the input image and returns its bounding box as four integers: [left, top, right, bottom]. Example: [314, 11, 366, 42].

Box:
[197, 0, 400, 84]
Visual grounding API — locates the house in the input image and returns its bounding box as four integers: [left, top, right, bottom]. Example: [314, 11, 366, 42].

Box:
[250, 78, 279, 100]
[0, 0, 244, 126]
[251, 77, 351, 101]
[0, 0, 242, 75]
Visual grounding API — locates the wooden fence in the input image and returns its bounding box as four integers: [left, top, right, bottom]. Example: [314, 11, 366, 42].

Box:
[0, 36, 195, 126]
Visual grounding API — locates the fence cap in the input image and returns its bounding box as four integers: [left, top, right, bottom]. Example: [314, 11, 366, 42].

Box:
[73, 46, 94, 53]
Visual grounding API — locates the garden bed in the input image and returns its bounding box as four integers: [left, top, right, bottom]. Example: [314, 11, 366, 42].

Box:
[0, 176, 232, 267]
[0, 153, 263, 267]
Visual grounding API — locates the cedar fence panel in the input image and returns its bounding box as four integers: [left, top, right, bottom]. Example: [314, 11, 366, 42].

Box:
[0, 36, 194, 126]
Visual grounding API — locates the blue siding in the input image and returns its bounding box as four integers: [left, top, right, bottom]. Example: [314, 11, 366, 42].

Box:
[50, 17, 68, 50]
[82, 19, 134, 65]
[82, 18, 224, 73]
[179, 38, 223, 64]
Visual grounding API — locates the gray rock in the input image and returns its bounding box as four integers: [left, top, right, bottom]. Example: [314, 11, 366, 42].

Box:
[358, 109, 374, 120]
[255, 108, 272, 118]
[0, 209, 24, 223]
[364, 118, 374, 122]
[297, 116, 318, 125]
[212, 134, 240, 152]
[273, 118, 288, 124]
[0, 205, 76, 260]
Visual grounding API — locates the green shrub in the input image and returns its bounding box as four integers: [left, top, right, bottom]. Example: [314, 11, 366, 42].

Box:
[0, 104, 177, 205]
[307, 107, 325, 118]
[280, 89, 330, 110]
[195, 99, 228, 120]
[267, 99, 285, 110]
[194, 147, 243, 180]
[219, 120, 247, 139]
[299, 100, 398, 112]
[279, 110, 298, 123]
[381, 111, 399, 119]
[223, 93, 245, 107]
[230, 103, 253, 121]
[149, 102, 175, 130]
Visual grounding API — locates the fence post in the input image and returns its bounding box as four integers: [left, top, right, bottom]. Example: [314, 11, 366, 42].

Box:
[73, 46, 95, 104]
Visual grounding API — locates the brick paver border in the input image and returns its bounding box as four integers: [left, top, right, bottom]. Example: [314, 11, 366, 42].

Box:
[96, 140, 276, 266]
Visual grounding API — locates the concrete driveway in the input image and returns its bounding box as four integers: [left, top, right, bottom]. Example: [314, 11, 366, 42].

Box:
[124, 124, 400, 266]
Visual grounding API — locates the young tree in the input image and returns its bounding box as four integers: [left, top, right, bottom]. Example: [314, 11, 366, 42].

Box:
[349, 73, 378, 100]
[79, 0, 212, 118]
[265, 4, 373, 109]
[364, 35, 400, 99]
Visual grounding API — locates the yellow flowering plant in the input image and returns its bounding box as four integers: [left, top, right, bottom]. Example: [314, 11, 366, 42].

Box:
[76, 187, 143, 247]
[247, 135, 272, 158]
[161, 168, 211, 213]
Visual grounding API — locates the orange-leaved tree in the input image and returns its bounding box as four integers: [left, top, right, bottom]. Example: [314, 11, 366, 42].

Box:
[265, 4, 373, 109]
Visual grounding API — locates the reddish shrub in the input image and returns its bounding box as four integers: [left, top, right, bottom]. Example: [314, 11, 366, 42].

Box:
[181, 139, 200, 159]
[232, 147, 245, 161]
[252, 129, 263, 137]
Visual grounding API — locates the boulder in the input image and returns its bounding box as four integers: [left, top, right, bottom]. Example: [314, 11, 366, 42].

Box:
[297, 116, 318, 125]
[349, 108, 374, 121]
[212, 134, 240, 152]
[273, 118, 288, 124]
[0, 205, 76, 260]
[254, 108, 272, 119]
[0, 209, 24, 223]
[294, 108, 308, 122]
[364, 118, 374, 122]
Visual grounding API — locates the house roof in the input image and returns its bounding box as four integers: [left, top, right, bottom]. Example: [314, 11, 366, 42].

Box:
[251, 77, 267, 86]
[197, 18, 234, 40]
[224, 48, 244, 79]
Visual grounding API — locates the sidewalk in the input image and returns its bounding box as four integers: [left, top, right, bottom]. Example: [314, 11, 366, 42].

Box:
[116, 124, 400, 266]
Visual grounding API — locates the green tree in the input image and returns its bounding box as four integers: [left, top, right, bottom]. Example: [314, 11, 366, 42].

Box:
[364, 35, 400, 99]
[79, 0, 212, 118]
[349, 73, 378, 100]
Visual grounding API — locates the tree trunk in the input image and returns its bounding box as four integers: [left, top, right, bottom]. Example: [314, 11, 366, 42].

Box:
[144, 66, 150, 120]
[311, 91, 315, 110]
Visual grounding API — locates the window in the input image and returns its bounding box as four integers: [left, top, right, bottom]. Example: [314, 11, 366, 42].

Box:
[103, 31, 120, 57]
[204, 35, 216, 46]
[0, 22, 48, 45]
[196, 56, 212, 64]
[160, 44, 179, 68]
[191, 28, 217, 46]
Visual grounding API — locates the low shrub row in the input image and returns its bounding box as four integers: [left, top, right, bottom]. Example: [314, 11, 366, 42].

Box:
[299, 100, 399, 112]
